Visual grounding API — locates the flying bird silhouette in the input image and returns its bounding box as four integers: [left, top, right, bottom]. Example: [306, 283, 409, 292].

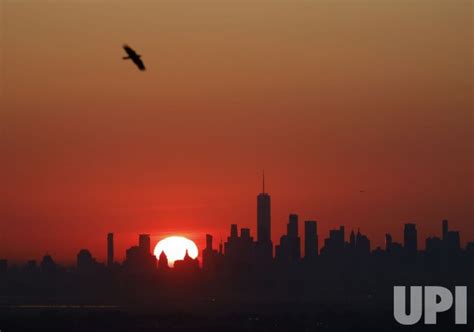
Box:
[122, 44, 145, 71]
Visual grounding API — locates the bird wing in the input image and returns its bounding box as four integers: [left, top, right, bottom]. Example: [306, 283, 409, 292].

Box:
[133, 57, 146, 71]
[123, 44, 137, 57]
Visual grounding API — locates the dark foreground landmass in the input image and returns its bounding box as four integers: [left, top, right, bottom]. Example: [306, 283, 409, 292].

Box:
[1, 304, 472, 332]
[1, 259, 473, 332]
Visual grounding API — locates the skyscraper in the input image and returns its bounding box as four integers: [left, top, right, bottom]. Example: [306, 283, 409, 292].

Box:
[276, 214, 301, 262]
[355, 230, 370, 255]
[257, 174, 271, 244]
[288, 214, 298, 238]
[139, 234, 151, 253]
[304, 220, 318, 259]
[349, 230, 356, 248]
[224, 224, 254, 264]
[202, 234, 220, 272]
[256, 173, 272, 260]
[442, 219, 449, 240]
[385, 233, 393, 252]
[441, 219, 461, 252]
[404, 223, 417, 256]
[107, 233, 114, 267]
[77, 249, 98, 273]
[206, 234, 213, 250]
[230, 224, 238, 239]
[321, 226, 345, 256]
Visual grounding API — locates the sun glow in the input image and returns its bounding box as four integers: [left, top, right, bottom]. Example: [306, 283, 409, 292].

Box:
[153, 236, 198, 267]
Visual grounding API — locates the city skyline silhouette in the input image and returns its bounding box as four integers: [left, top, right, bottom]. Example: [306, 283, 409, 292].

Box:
[1, 174, 472, 266]
[1, 180, 471, 270]
[1, 182, 473, 332]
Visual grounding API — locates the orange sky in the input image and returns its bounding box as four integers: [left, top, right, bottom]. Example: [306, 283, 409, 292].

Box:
[0, 0, 472, 264]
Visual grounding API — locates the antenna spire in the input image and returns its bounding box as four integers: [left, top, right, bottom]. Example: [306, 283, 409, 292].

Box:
[262, 170, 265, 194]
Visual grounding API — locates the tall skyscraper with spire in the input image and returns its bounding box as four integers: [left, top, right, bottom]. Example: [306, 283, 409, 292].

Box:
[256, 172, 273, 261]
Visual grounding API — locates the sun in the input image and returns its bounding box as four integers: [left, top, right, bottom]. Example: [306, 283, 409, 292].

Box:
[153, 236, 198, 267]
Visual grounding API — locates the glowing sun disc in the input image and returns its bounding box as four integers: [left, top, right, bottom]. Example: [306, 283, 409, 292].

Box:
[153, 236, 198, 266]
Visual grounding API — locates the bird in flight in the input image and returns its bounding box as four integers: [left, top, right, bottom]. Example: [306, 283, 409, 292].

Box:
[122, 44, 145, 71]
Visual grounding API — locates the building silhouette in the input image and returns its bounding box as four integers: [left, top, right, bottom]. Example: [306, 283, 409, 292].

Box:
[77, 249, 103, 274]
[321, 226, 345, 256]
[403, 223, 417, 257]
[158, 251, 170, 270]
[304, 220, 318, 259]
[256, 173, 273, 261]
[442, 219, 448, 240]
[354, 229, 370, 255]
[426, 236, 443, 254]
[349, 230, 356, 249]
[442, 219, 461, 252]
[40, 254, 57, 273]
[174, 250, 199, 272]
[275, 214, 301, 262]
[123, 234, 156, 273]
[107, 233, 114, 268]
[224, 224, 239, 261]
[224, 224, 255, 266]
[425, 219, 461, 259]
[385, 233, 403, 257]
[385, 233, 392, 252]
[202, 234, 223, 273]
[139, 234, 151, 253]
[466, 241, 474, 257]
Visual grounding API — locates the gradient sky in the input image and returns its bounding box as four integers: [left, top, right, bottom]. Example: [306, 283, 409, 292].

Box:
[0, 0, 472, 264]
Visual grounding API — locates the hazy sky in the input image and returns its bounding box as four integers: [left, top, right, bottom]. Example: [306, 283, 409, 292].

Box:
[0, 0, 472, 263]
